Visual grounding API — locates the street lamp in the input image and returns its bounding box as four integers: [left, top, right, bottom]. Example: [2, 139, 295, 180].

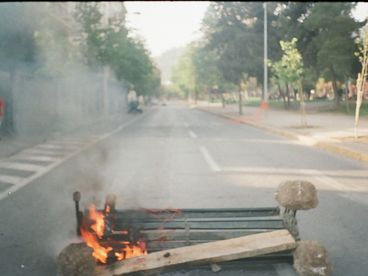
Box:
[262, 2, 268, 109]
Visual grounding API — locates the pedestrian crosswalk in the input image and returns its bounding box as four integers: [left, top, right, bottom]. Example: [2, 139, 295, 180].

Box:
[0, 109, 149, 201]
[0, 161, 44, 172]
[0, 135, 102, 200]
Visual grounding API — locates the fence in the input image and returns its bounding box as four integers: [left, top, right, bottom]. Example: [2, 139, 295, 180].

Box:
[0, 69, 128, 137]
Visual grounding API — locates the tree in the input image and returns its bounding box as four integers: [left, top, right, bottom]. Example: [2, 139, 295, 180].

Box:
[170, 41, 231, 103]
[201, 2, 281, 114]
[74, 2, 106, 68]
[74, 2, 160, 97]
[171, 44, 197, 100]
[300, 3, 364, 106]
[269, 38, 303, 111]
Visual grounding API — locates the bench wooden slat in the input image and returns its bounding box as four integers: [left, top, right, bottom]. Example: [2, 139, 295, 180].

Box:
[113, 207, 280, 220]
[141, 229, 271, 241]
[97, 230, 296, 276]
[114, 220, 284, 230]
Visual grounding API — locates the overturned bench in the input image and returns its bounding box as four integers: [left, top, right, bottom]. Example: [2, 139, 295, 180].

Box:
[59, 180, 331, 275]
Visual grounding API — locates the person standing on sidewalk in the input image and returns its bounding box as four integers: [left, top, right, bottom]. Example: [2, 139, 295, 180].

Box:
[127, 87, 140, 113]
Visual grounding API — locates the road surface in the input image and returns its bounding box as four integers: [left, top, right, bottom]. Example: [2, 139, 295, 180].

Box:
[0, 104, 367, 275]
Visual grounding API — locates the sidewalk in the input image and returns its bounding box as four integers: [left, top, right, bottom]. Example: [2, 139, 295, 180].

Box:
[196, 102, 368, 164]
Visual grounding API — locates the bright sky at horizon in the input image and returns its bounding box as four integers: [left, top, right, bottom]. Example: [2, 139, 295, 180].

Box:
[125, 1, 368, 58]
[125, 1, 209, 57]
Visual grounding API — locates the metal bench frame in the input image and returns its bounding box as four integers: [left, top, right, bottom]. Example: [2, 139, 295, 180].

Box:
[73, 192, 300, 269]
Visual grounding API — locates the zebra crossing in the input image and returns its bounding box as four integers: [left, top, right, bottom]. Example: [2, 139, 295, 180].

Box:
[0, 109, 149, 201]
[0, 135, 102, 200]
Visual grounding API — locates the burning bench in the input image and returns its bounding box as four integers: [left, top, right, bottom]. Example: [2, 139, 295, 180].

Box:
[58, 180, 331, 275]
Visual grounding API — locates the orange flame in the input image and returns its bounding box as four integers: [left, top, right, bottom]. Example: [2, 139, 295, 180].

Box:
[81, 227, 113, 263]
[81, 204, 147, 264]
[89, 205, 105, 239]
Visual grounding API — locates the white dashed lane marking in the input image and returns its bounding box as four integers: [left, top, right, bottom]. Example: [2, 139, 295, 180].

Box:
[21, 150, 66, 156]
[13, 155, 60, 163]
[0, 175, 24, 185]
[189, 130, 198, 139]
[199, 146, 221, 172]
[0, 162, 44, 172]
[36, 144, 79, 150]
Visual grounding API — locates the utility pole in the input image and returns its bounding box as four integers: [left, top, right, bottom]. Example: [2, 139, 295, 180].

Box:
[262, 2, 269, 109]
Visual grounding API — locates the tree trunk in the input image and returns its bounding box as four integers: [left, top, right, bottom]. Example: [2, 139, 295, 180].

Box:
[238, 84, 243, 115]
[299, 80, 307, 126]
[286, 82, 291, 109]
[330, 67, 340, 107]
[345, 78, 350, 114]
[278, 83, 287, 110]
[221, 93, 226, 108]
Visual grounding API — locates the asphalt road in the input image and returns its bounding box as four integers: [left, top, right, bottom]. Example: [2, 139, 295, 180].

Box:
[0, 104, 367, 275]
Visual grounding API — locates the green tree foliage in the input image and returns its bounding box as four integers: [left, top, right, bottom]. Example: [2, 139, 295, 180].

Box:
[171, 44, 196, 99]
[277, 2, 364, 105]
[269, 38, 303, 109]
[171, 41, 230, 101]
[192, 43, 226, 93]
[305, 3, 362, 105]
[74, 2, 160, 97]
[74, 2, 106, 68]
[202, 2, 281, 85]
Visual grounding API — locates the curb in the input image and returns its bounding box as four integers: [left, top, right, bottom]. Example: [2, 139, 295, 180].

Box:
[316, 142, 368, 163]
[197, 106, 368, 165]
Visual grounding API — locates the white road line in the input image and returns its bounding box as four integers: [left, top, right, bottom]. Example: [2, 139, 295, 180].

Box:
[273, 263, 296, 276]
[222, 167, 324, 176]
[0, 175, 24, 185]
[36, 144, 78, 150]
[53, 139, 87, 144]
[0, 111, 150, 201]
[307, 169, 362, 192]
[206, 138, 297, 145]
[22, 149, 67, 156]
[13, 155, 60, 162]
[199, 146, 221, 172]
[189, 130, 197, 139]
[313, 175, 353, 192]
[222, 167, 368, 178]
[222, 166, 363, 192]
[0, 162, 44, 172]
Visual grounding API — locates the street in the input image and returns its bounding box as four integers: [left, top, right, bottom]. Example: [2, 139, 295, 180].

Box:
[0, 104, 367, 275]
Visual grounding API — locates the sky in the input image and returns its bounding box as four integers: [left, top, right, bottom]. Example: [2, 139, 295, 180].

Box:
[125, 2, 368, 58]
[125, 1, 209, 57]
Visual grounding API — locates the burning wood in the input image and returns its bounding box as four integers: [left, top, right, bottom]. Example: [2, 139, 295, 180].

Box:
[97, 230, 296, 275]
[80, 203, 147, 264]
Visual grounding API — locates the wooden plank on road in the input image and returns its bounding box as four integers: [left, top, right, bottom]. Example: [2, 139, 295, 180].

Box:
[97, 230, 296, 275]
